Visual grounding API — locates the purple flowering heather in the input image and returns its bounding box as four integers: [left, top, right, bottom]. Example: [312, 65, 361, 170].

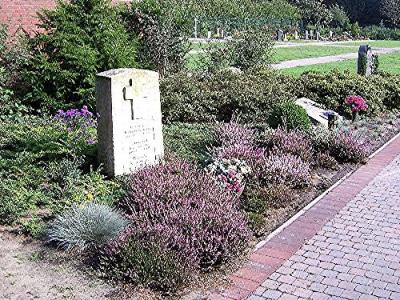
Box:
[54, 106, 97, 145]
[255, 152, 311, 187]
[330, 129, 369, 163]
[216, 121, 257, 147]
[264, 128, 313, 161]
[116, 158, 250, 269]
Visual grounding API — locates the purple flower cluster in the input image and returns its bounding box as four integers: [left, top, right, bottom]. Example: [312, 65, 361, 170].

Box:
[115, 158, 250, 269]
[255, 152, 311, 187]
[345, 96, 368, 113]
[265, 128, 313, 161]
[54, 106, 97, 145]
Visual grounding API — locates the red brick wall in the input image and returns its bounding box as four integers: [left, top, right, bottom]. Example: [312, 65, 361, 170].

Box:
[0, 0, 130, 37]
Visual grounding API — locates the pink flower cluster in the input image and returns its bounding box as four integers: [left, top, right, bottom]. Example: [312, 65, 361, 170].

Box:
[345, 96, 368, 113]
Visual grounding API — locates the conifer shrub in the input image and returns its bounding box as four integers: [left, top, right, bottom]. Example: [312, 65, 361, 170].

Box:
[21, 0, 137, 111]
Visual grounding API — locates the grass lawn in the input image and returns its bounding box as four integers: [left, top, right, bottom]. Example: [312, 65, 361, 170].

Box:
[280, 51, 400, 76]
[272, 45, 358, 63]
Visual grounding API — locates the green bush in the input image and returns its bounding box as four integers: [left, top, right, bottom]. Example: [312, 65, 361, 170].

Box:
[296, 71, 400, 117]
[0, 116, 124, 230]
[161, 69, 295, 123]
[363, 25, 400, 40]
[163, 123, 216, 163]
[268, 101, 312, 131]
[21, 0, 137, 111]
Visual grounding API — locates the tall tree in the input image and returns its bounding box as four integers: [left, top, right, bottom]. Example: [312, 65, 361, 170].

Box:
[381, 0, 400, 27]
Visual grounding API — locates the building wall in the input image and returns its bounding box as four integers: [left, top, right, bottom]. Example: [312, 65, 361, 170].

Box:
[0, 0, 129, 36]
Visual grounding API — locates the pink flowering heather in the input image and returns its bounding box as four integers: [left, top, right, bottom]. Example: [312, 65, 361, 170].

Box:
[345, 96, 368, 113]
[264, 128, 313, 161]
[216, 120, 257, 147]
[255, 152, 311, 187]
[116, 158, 250, 269]
[330, 129, 369, 163]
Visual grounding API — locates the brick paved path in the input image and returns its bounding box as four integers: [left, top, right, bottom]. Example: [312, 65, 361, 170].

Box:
[251, 154, 400, 300]
[210, 135, 400, 300]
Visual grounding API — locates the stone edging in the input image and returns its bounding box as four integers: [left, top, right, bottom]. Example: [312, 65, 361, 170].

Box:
[209, 132, 400, 300]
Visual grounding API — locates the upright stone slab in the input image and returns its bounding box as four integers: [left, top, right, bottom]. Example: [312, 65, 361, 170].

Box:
[96, 68, 164, 177]
[296, 97, 343, 128]
[277, 29, 284, 41]
[305, 30, 309, 40]
[357, 45, 374, 76]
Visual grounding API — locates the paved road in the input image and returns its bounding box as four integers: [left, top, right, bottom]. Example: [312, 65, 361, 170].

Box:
[271, 47, 400, 70]
[249, 153, 400, 300]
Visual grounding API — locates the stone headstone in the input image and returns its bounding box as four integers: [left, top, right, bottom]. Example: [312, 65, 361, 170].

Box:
[217, 28, 221, 38]
[296, 97, 343, 128]
[277, 29, 284, 41]
[284, 33, 288, 41]
[294, 30, 299, 40]
[329, 30, 333, 39]
[305, 30, 309, 40]
[357, 45, 374, 76]
[96, 68, 164, 177]
[220, 29, 225, 38]
[310, 30, 314, 39]
[316, 31, 321, 41]
[207, 31, 212, 39]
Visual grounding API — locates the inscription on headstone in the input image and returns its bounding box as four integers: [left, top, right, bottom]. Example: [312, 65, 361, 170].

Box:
[96, 68, 164, 176]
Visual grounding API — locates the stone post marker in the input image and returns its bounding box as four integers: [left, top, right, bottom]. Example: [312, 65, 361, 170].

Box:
[96, 68, 164, 177]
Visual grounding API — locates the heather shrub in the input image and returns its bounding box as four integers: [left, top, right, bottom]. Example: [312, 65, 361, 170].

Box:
[47, 202, 129, 251]
[118, 158, 250, 272]
[309, 126, 368, 164]
[268, 101, 312, 132]
[314, 152, 339, 170]
[101, 232, 188, 292]
[261, 128, 313, 161]
[216, 121, 257, 147]
[330, 129, 369, 163]
[213, 121, 265, 168]
[256, 152, 311, 187]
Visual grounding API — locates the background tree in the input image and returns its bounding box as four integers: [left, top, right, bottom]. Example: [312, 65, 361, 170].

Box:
[381, 0, 400, 27]
[289, 0, 332, 27]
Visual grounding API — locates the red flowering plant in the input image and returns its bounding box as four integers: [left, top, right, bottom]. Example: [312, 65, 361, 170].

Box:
[345, 96, 368, 122]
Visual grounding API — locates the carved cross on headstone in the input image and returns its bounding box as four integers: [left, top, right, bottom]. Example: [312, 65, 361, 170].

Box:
[124, 79, 136, 120]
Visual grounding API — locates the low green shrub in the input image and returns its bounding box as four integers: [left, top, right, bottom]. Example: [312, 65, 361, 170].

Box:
[296, 71, 400, 117]
[0, 114, 124, 231]
[48, 202, 128, 251]
[268, 101, 312, 131]
[160, 69, 294, 123]
[163, 123, 215, 163]
[363, 25, 400, 40]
